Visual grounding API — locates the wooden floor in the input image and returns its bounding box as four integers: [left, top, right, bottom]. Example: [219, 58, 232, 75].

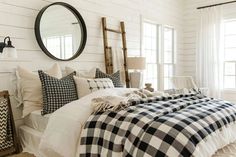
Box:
[8, 152, 35, 157]
[213, 142, 236, 157]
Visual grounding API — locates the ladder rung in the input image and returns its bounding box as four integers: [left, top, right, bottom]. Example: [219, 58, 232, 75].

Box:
[105, 28, 122, 34]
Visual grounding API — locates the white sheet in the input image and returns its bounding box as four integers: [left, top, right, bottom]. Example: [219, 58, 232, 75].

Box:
[19, 125, 43, 157]
[39, 88, 236, 157]
[24, 110, 50, 132]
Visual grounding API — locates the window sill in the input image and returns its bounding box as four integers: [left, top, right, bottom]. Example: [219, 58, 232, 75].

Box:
[222, 89, 236, 93]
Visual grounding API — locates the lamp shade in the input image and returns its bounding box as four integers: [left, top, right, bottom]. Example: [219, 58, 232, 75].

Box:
[127, 57, 146, 70]
[2, 47, 17, 59]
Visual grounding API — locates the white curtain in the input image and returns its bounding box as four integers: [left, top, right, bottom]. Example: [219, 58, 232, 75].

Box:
[196, 6, 224, 98]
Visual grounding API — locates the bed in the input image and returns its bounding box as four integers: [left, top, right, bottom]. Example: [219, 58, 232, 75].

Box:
[19, 111, 50, 156]
[18, 88, 236, 157]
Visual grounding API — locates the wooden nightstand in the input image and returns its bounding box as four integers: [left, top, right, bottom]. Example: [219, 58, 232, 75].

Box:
[0, 91, 21, 157]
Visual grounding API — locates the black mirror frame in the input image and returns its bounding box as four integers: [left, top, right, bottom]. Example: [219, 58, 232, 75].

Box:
[35, 2, 87, 61]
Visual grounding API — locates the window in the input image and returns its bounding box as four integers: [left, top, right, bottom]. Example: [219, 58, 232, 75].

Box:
[43, 34, 73, 59]
[143, 22, 159, 90]
[223, 20, 236, 89]
[163, 27, 175, 90]
[142, 22, 175, 90]
[45, 36, 61, 58]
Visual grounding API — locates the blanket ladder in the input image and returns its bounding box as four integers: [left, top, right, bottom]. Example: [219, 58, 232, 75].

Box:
[101, 17, 130, 88]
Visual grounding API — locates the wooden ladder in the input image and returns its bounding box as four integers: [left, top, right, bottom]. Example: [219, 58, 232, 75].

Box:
[101, 17, 130, 88]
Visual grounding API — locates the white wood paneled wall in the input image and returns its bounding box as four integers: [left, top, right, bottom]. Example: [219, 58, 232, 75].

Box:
[0, 0, 185, 124]
[183, 0, 236, 103]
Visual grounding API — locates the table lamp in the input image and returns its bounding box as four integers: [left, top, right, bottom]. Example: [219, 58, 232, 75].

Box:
[127, 57, 146, 88]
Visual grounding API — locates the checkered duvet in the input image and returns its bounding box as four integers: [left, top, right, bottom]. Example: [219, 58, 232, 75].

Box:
[79, 94, 236, 157]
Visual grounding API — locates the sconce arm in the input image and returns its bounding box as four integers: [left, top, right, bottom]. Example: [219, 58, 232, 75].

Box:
[0, 43, 6, 53]
[0, 36, 11, 53]
[4, 36, 10, 44]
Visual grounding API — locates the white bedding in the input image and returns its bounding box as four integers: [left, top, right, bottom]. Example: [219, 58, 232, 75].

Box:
[38, 88, 236, 157]
[24, 110, 50, 132]
[19, 125, 43, 157]
[39, 88, 137, 157]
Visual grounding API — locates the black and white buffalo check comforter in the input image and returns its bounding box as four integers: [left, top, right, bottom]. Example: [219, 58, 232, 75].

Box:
[79, 93, 236, 157]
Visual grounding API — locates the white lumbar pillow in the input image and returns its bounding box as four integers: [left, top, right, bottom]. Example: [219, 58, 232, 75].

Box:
[65, 66, 96, 78]
[73, 76, 114, 98]
[17, 63, 62, 117]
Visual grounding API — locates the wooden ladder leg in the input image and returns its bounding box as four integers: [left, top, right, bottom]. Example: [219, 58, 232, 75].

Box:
[120, 21, 130, 88]
[102, 17, 113, 74]
[107, 47, 113, 74]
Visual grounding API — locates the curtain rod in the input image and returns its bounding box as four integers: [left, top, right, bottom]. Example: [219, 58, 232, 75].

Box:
[197, 0, 236, 9]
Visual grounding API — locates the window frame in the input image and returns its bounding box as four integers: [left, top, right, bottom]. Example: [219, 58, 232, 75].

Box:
[141, 19, 176, 90]
[43, 34, 73, 59]
[223, 19, 236, 90]
[162, 25, 176, 90]
[141, 20, 161, 90]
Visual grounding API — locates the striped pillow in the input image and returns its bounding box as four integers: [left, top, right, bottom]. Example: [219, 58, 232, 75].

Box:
[95, 68, 123, 87]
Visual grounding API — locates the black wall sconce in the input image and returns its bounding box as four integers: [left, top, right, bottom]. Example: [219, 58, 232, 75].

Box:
[0, 36, 17, 58]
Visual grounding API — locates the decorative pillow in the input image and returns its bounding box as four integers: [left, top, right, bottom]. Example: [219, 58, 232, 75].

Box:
[95, 68, 123, 87]
[164, 89, 184, 95]
[73, 77, 114, 98]
[164, 88, 199, 95]
[65, 66, 95, 78]
[38, 71, 78, 115]
[17, 63, 62, 117]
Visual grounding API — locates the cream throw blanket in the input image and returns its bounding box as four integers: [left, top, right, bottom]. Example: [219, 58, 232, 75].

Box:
[91, 89, 166, 114]
[91, 94, 140, 114]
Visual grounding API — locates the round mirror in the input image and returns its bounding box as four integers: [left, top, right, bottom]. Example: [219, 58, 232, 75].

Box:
[35, 2, 87, 61]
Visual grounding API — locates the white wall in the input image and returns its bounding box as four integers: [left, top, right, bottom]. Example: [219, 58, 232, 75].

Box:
[183, 0, 236, 103]
[0, 0, 185, 125]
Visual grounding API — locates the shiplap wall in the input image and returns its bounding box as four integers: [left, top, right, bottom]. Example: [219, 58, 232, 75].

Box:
[183, 0, 236, 103]
[0, 0, 185, 126]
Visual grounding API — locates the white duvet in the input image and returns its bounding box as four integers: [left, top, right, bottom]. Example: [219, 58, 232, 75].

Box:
[39, 88, 137, 157]
[39, 88, 236, 157]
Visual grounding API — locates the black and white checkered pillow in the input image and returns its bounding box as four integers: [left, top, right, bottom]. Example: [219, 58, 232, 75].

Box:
[38, 71, 78, 115]
[95, 68, 123, 87]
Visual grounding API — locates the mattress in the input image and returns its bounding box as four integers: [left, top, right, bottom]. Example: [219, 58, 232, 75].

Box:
[23, 110, 50, 132]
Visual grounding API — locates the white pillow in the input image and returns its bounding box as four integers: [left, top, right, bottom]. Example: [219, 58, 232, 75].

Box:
[65, 66, 95, 78]
[17, 63, 62, 117]
[73, 76, 114, 98]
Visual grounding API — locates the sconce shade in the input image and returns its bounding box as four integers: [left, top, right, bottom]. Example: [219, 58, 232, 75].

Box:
[2, 47, 17, 59]
[0, 36, 17, 59]
[127, 57, 146, 70]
